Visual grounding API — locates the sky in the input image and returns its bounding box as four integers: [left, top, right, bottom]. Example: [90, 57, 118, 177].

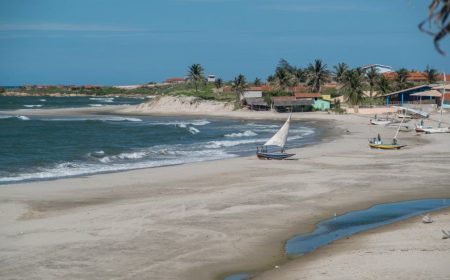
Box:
[0, 0, 449, 85]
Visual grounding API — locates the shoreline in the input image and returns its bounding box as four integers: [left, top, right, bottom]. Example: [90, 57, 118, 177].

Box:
[1, 109, 450, 279]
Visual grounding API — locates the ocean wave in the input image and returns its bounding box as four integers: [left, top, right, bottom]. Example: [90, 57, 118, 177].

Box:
[39, 99, 47, 102]
[17, 115, 30, 121]
[188, 127, 200, 134]
[205, 138, 265, 148]
[89, 104, 104, 107]
[24, 105, 43, 108]
[101, 117, 142, 122]
[40, 116, 142, 122]
[225, 130, 257, 138]
[89, 97, 114, 103]
[155, 120, 210, 127]
[0, 149, 236, 183]
[0, 115, 13, 119]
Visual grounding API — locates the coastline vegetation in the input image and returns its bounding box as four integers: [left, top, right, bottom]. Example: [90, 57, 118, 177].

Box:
[2, 59, 442, 108]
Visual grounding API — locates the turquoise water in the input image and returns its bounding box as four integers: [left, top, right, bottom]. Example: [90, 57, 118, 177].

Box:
[226, 199, 450, 279]
[0, 95, 144, 110]
[0, 110, 319, 184]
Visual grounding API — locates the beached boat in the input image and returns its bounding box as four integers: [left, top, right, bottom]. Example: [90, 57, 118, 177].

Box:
[257, 115, 295, 160]
[369, 117, 406, 150]
[424, 127, 450, 134]
[369, 119, 392, 126]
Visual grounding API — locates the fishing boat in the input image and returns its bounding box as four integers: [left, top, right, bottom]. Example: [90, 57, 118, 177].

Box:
[257, 115, 295, 160]
[422, 73, 450, 134]
[370, 119, 392, 126]
[369, 117, 406, 150]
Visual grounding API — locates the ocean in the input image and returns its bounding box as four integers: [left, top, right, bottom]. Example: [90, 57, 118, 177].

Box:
[0, 96, 322, 184]
[0, 95, 144, 110]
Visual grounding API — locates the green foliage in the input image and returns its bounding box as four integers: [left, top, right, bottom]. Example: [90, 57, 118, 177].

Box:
[214, 78, 223, 89]
[333, 62, 349, 83]
[306, 59, 330, 92]
[254, 77, 261, 86]
[424, 65, 439, 84]
[187, 63, 205, 92]
[232, 74, 247, 108]
[341, 68, 365, 106]
[365, 67, 380, 99]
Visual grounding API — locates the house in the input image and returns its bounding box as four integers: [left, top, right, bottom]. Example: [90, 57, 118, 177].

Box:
[382, 85, 438, 106]
[165, 77, 186, 84]
[240, 87, 263, 100]
[83, 85, 102, 90]
[294, 92, 330, 111]
[207, 75, 216, 82]
[244, 97, 269, 111]
[272, 96, 314, 112]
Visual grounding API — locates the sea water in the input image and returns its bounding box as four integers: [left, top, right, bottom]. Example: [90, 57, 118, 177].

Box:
[0, 111, 320, 184]
[0, 95, 143, 110]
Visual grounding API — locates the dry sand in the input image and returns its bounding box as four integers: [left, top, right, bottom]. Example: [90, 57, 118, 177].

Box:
[1, 109, 450, 280]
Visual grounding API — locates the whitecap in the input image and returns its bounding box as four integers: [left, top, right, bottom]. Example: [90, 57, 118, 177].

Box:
[89, 104, 104, 107]
[225, 130, 257, 138]
[16, 116, 30, 121]
[89, 97, 114, 103]
[188, 126, 200, 134]
[39, 99, 47, 102]
[24, 105, 43, 108]
[205, 138, 265, 149]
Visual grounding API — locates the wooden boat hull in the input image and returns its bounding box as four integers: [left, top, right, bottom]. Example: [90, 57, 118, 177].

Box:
[370, 120, 391, 126]
[369, 143, 406, 150]
[424, 128, 450, 134]
[256, 152, 295, 160]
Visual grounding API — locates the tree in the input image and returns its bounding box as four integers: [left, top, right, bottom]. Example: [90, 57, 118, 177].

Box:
[254, 77, 261, 86]
[306, 59, 330, 93]
[365, 67, 380, 99]
[232, 74, 247, 108]
[419, 0, 450, 55]
[333, 62, 349, 84]
[395, 68, 410, 90]
[424, 65, 439, 84]
[377, 75, 391, 96]
[187, 64, 205, 92]
[341, 69, 365, 106]
[214, 78, 223, 89]
[270, 68, 295, 91]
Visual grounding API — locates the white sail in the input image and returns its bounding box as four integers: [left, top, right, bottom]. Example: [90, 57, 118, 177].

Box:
[264, 115, 291, 148]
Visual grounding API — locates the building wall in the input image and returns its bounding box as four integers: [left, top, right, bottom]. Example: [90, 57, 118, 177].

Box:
[241, 91, 262, 100]
[313, 99, 330, 111]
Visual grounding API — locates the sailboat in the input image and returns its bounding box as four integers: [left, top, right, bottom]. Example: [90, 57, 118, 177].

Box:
[369, 116, 406, 150]
[256, 114, 295, 160]
[423, 73, 450, 134]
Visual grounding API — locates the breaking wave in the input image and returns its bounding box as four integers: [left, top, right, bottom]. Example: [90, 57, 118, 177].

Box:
[225, 130, 257, 138]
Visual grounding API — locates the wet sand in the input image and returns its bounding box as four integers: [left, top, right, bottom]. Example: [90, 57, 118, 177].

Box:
[1, 110, 450, 280]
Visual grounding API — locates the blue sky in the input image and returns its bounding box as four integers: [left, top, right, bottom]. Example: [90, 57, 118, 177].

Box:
[0, 0, 449, 85]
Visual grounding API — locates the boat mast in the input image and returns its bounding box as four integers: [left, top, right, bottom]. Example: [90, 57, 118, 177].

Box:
[394, 115, 406, 140]
[439, 72, 446, 127]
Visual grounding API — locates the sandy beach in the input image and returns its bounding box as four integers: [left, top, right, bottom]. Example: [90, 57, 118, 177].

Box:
[1, 108, 450, 280]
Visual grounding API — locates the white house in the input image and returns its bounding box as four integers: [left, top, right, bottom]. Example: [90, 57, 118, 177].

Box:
[207, 75, 216, 82]
[240, 87, 263, 100]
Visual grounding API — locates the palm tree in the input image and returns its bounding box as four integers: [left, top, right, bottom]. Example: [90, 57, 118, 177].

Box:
[187, 64, 205, 92]
[424, 65, 438, 84]
[419, 0, 450, 55]
[254, 78, 261, 86]
[214, 78, 223, 89]
[341, 69, 365, 106]
[377, 75, 391, 96]
[270, 68, 294, 91]
[294, 67, 307, 84]
[366, 67, 380, 99]
[333, 62, 349, 84]
[306, 59, 330, 93]
[233, 74, 247, 108]
[395, 68, 410, 90]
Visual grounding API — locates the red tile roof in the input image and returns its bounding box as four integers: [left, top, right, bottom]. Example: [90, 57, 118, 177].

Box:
[246, 86, 262, 91]
[294, 93, 321, 98]
[165, 77, 186, 83]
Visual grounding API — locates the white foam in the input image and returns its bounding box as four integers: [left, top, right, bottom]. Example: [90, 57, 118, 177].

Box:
[89, 97, 114, 103]
[205, 138, 265, 149]
[89, 104, 104, 107]
[0, 115, 13, 119]
[0, 149, 236, 183]
[101, 117, 142, 122]
[24, 105, 43, 108]
[17, 115, 30, 120]
[39, 99, 47, 102]
[225, 130, 257, 138]
[188, 126, 200, 134]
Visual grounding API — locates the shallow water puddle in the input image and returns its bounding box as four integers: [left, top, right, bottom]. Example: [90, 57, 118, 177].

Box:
[226, 199, 450, 279]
